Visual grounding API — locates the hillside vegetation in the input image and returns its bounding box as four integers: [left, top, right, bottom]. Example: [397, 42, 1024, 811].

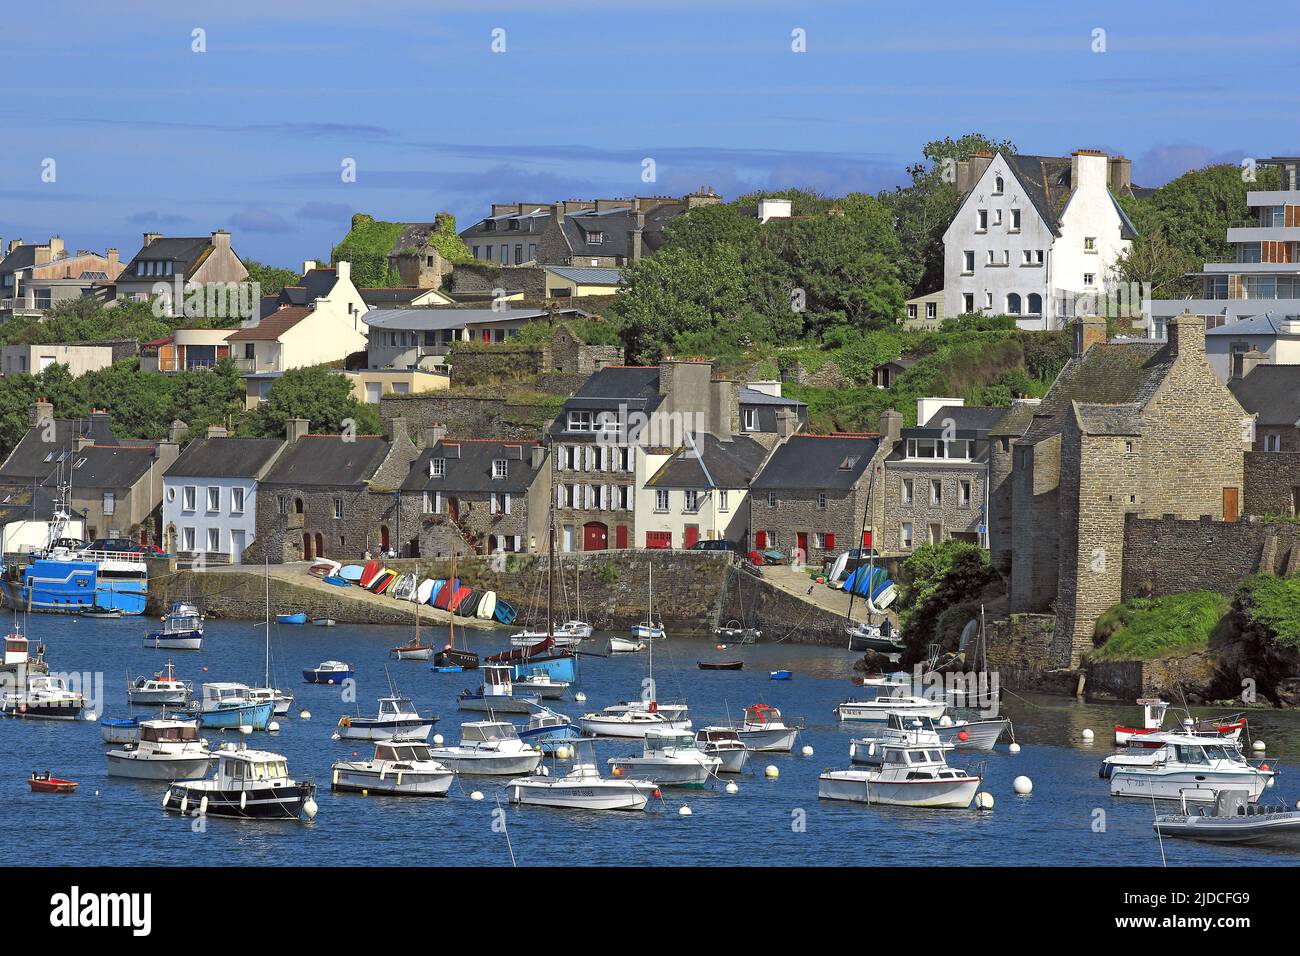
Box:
[1090, 592, 1228, 661]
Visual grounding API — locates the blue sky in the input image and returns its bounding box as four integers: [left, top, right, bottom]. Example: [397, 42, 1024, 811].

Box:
[0, 0, 1293, 267]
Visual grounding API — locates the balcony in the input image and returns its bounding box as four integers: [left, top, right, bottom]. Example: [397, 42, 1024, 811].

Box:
[234, 357, 283, 374]
[1225, 226, 1300, 244]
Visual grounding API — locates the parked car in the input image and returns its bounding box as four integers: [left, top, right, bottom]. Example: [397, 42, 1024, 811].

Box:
[84, 537, 147, 554]
[688, 539, 739, 554]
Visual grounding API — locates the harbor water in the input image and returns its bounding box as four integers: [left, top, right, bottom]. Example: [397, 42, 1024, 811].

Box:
[4, 614, 1300, 867]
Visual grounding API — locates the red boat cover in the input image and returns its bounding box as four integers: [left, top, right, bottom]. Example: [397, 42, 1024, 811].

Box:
[434, 578, 459, 610]
[486, 634, 556, 663]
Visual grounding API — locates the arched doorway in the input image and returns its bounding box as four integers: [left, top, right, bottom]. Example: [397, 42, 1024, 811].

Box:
[302, 533, 313, 560]
[583, 521, 608, 551]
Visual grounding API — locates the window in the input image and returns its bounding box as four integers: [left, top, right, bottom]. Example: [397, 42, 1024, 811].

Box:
[817, 492, 827, 510]
[231, 488, 245, 514]
[207, 486, 220, 512]
[963, 293, 975, 313]
[1010, 208, 1021, 231]
[742, 407, 758, 431]
[683, 490, 701, 512]
[718, 490, 729, 512]
[767, 491, 777, 507]
[960, 480, 972, 507]
[907, 303, 918, 320]
[814, 532, 825, 550]
[1083, 272, 1096, 286]
[993, 175, 1004, 195]
[962, 251, 974, 274]
[207, 528, 221, 553]
[333, 497, 343, 519]
[586, 231, 604, 245]
[976, 209, 988, 231]
[992, 209, 1003, 226]
[430, 457, 445, 478]
[901, 522, 913, 549]
[1265, 433, 1281, 451]
[492, 459, 508, 479]
[1125, 440, 1134, 454]
[103, 492, 115, 516]
[567, 411, 594, 432]
[984, 291, 993, 309]
[901, 478, 913, 505]
[655, 489, 669, 513]
[182, 486, 196, 511]
[528, 243, 537, 261]
[931, 480, 942, 505]
[277, 495, 287, 515]
[926, 301, 937, 320]
[182, 527, 195, 551]
[1084, 236, 1097, 253]
[1006, 293, 1022, 315]
[514, 244, 523, 265]
[1027, 293, 1042, 315]
[499, 246, 508, 265]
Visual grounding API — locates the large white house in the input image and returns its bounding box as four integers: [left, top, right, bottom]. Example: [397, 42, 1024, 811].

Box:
[162, 431, 286, 564]
[941, 149, 1138, 330]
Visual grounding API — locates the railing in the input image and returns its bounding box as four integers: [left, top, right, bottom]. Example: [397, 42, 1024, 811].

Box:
[233, 357, 281, 374]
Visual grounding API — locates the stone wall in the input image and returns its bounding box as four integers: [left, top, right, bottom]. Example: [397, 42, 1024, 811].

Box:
[716, 565, 854, 644]
[449, 348, 543, 387]
[881, 461, 986, 552]
[1244, 451, 1300, 517]
[1085, 652, 1218, 701]
[448, 265, 547, 297]
[549, 325, 623, 374]
[1121, 514, 1300, 600]
[379, 394, 548, 442]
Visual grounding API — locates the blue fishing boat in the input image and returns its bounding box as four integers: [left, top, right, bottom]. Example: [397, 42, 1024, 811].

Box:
[302, 660, 353, 684]
[192, 682, 274, 730]
[276, 612, 307, 625]
[518, 707, 582, 753]
[100, 715, 141, 744]
[2, 554, 148, 615]
[513, 653, 577, 684]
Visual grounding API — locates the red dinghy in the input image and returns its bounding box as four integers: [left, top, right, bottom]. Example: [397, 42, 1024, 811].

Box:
[359, 559, 381, 588]
[29, 771, 77, 794]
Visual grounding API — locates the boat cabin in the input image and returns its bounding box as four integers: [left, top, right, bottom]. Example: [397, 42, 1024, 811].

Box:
[887, 713, 937, 733]
[878, 747, 969, 780]
[202, 682, 253, 705]
[376, 695, 417, 718]
[141, 720, 199, 743]
[481, 665, 514, 695]
[743, 704, 783, 727]
[1137, 698, 1169, 731]
[163, 602, 202, 633]
[461, 721, 518, 742]
[644, 732, 695, 753]
[697, 728, 742, 745]
[375, 741, 433, 763]
[217, 750, 291, 784]
[3, 633, 29, 666]
[27, 674, 74, 695]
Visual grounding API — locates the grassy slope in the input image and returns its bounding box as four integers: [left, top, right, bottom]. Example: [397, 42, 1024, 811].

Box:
[1090, 592, 1228, 661]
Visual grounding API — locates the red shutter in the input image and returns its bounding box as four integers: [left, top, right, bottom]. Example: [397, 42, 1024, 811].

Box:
[755, 530, 767, 549]
[825, 533, 835, 550]
[861, 530, 872, 548]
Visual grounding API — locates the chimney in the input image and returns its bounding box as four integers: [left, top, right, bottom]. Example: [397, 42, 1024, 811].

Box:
[48, 236, 64, 259]
[1230, 348, 1270, 382]
[1072, 316, 1108, 358]
[168, 419, 189, 443]
[551, 202, 566, 225]
[302, 260, 318, 275]
[387, 415, 411, 447]
[29, 398, 54, 428]
[530, 443, 546, 470]
[285, 418, 309, 443]
[630, 211, 645, 261]
[423, 423, 447, 448]
[210, 229, 231, 250]
[879, 408, 903, 445]
[1070, 149, 1108, 194]
[1107, 155, 1132, 196]
[106, 247, 119, 267]
[8, 239, 23, 254]
[205, 424, 229, 439]
[1167, 311, 1206, 360]
[336, 261, 350, 284]
[142, 232, 161, 248]
[774, 407, 797, 439]
[956, 153, 995, 194]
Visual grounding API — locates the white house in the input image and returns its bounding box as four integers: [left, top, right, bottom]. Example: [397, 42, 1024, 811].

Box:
[161, 431, 285, 563]
[941, 149, 1137, 330]
[634, 434, 768, 549]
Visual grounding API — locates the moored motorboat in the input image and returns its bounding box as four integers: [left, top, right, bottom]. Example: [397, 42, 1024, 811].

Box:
[695, 727, 750, 773]
[518, 707, 582, 753]
[106, 718, 213, 780]
[336, 694, 436, 741]
[607, 637, 646, 654]
[457, 664, 540, 713]
[819, 744, 980, 808]
[735, 704, 798, 752]
[100, 716, 141, 744]
[515, 672, 570, 699]
[2, 673, 85, 721]
[331, 738, 453, 796]
[426, 720, 543, 775]
[937, 715, 1011, 751]
[29, 771, 78, 793]
[508, 742, 655, 811]
[1114, 698, 1247, 746]
[190, 682, 274, 731]
[609, 731, 721, 787]
[302, 660, 354, 684]
[127, 660, 192, 706]
[833, 694, 947, 723]
[144, 601, 203, 651]
[80, 605, 123, 619]
[1153, 789, 1300, 847]
[1101, 732, 1274, 802]
[580, 707, 691, 739]
[163, 748, 316, 820]
[850, 713, 952, 767]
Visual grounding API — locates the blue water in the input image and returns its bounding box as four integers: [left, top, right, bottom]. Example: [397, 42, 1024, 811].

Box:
[5, 614, 1300, 867]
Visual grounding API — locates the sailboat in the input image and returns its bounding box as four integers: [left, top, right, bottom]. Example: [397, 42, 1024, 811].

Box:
[843, 468, 905, 655]
[249, 560, 294, 716]
[631, 563, 665, 640]
[392, 563, 434, 661]
[433, 547, 479, 671]
[581, 598, 689, 739]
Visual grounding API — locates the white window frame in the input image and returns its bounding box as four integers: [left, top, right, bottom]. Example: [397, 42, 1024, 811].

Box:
[207, 486, 220, 512]
[231, 487, 245, 514]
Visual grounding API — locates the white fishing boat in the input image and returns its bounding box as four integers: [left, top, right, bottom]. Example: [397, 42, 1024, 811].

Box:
[337, 694, 435, 742]
[1153, 789, 1300, 847]
[607, 637, 647, 654]
[609, 731, 721, 787]
[601, 699, 690, 721]
[819, 744, 981, 809]
[1, 673, 85, 720]
[850, 712, 952, 766]
[250, 560, 294, 716]
[106, 718, 214, 781]
[144, 601, 203, 651]
[580, 707, 691, 739]
[127, 660, 192, 706]
[457, 664, 541, 714]
[515, 672, 570, 699]
[331, 738, 454, 796]
[936, 714, 1011, 751]
[509, 741, 655, 811]
[1101, 732, 1274, 803]
[736, 703, 798, 752]
[695, 727, 750, 773]
[163, 748, 316, 820]
[426, 720, 543, 775]
[833, 694, 947, 723]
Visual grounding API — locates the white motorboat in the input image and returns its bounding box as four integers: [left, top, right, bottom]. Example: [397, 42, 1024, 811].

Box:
[457, 664, 541, 713]
[106, 718, 213, 781]
[1100, 732, 1274, 802]
[511, 622, 587, 648]
[337, 694, 435, 741]
[426, 721, 543, 775]
[695, 727, 750, 774]
[936, 714, 1011, 751]
[833, 694, 947, 723]
[1, 673, 85, 720]
[509, 742, 655, 811]
[163, 748, 316, 820]
[1153, 789, 1300, 847]
[631, 564, 665, 640]
[820, 743, 981, 808]
[850, 712, 951, 766]
[600, 700, 690, 722]
[127, 660, 193, 706]
[736, 704, 798, 752]
[609, 731, 721, 787]
[144, 601, 203, 651]
[515, 672, 570, 699]
[580, 708, 691, 739]
[607, 637, 647, 654]
[331, 738, 454, 796]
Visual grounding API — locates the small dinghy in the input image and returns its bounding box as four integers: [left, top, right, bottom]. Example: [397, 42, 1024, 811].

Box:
[607, 637, 646, 654]
[81, 606, 123, 619]
[310, 618, 336, 627]
[276, 612, 307, 625]
[358, 560, 382, 588]
[309, 559, 341, 578]
[339, 565, 365, 583]
[29, 771, 77, 794]
[769, 670, 792, 681]
[303, 660, 354, 684]
[415, 579, 436, 604]
[698, 660, 744, 671]
[392, 639, 434, 661]
[493, 599, 517, 625]
[1154, 789, 1300, 848]
[389, 573, 418, 602]
[323, 576, 350, 588]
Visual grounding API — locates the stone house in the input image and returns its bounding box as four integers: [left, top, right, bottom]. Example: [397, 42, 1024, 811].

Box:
[252, 417, 421, 562]
[748, 431, 887, 567]
[398, 435, 549, 558]
[882, 400, 1004, 554]
[998, 314, 1252, 667]
[113, 230, 249, 314]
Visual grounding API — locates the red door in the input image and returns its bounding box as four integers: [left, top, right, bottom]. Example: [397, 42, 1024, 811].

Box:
[302, 533, 313, 560]
[615, 525, 628, 549]
[583, 521, 608, 551]
[862, 530, 873, 548]
[797, 532, 808, 561]
[684, 525, 699, 549]
[646, 531, 672, 549]
[755, 530, 767, 549]
[380, 525, 390, 552]
[315, 534, 324, 558]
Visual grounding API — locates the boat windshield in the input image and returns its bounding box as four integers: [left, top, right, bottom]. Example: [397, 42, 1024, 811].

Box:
[649, 734, 694, 750]
[1173, 744, 1211, 765]
[463, 722, 516, 742]
[379, 697, 413, 716]
[386, 744, 431, 761]
[143, 723, 196, 742]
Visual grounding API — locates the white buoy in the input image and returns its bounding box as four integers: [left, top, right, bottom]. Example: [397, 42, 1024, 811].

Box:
[299, 710, 312, 721]
[1252, 739, 1266, 752]
[198, 795, 208, 815]
[555, 745, 572, 760]
[471, 790, 485, 801]
[1008, 742, 1022, 754]
[1081, 729, 1094, 741]
[238, 723, 253, 735]
[1013, 775, 1033, 795]
[975, 791, 995, 811]
[330, 733, 341, 741]
[433, 734, 445, 745]
[574, 691, 587, 703]
[764, 765, 779, 779]
[801, 745, 814, 757]
[85, 711, 97, 722]
[303, 798, 318, 820]
[678, 805, 692, 816]
[725, 781, 739, 794]
[268, 721, 280, 733]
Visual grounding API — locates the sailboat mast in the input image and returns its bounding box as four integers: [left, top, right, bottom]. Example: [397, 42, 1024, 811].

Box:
[448, 546, 456, 649]
[263, 558, 270, 687]
[546, 508, 555, 641]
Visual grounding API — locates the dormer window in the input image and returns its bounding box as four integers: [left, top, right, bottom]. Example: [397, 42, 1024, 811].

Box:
[838, 455, 860, 470]
[484, 220, 496, 231]
[429, 458, 445, 478]
[567, 411, 594, 432]
[586, 231, 604, 245]
[492, 459, 508, 479]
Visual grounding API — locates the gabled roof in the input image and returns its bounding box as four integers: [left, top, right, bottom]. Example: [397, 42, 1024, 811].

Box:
[165, 437, 285, 479]
[990, 401, 1040, 438]
[118, 237, 214, 279]
[1228, 364, 1300, 426]
[738, 386, 805, 408]
[645, 434, 769, 490]
[994, 152, 1138, 240]
[1072, 401, 1144, 436]
[260, 435, 390, 487]
[402, 440, 543, 494]
[225, 306, 314, 342]
[0, 244, 54, 274]
[918, 404, 1005, 430]
[0, 416, 116, 481]
[545, 266, 622, 285]
[359, 287, 447, 307]
[39, 444, 158, 490]
[750, 434, 880, 492]
[553, 366, 664, 423]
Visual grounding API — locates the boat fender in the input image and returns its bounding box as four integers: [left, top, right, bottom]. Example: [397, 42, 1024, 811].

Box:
[240, 791, 247, 810]
[198, 796, 208, 816]
[332, 769, 339, 787]
[379, 767, 387, 781]
[161, 790, 170, 808]
[179, 795, 188, 814]
[395, 772, 402, 786]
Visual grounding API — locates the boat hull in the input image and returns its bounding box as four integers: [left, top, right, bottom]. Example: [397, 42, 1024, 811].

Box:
[1109, 768, 1270, 802]
[100, 720, 140, 744]
[518, 724, 582, 754]
[580, 716, 693, 739]
[512, 655, 577, 683]
[331, 764, 452, 796]
[509, 779, 650, 811]
[818, 771, 979, 808]
[143, 633, 201, 651]
[336, 719, 434, 742]
[937, 718, 1009, 751]
[164, 781, 315, 820]
[457, 694, 539, 714]
[1154, 813, 1300, 847]
[2, 699, 84, 721]
[738, 727, 797, 752]
[834, 701, 947, 723]
[128, 689, 190, 706]
[392, 647, 434, 662]
[2, 567, 147, 616]
[107, 752, 214, 781]
[608, 757, 715, 787]
[703, 746, 750, 773]
[303, 669, 353, 684]
[198, 701, 274, 731]
[428, 750, 542, 775]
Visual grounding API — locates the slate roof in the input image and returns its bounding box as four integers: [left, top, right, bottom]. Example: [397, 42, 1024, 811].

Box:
[552, 366, 665, 425]
[260, 267, 339, 318]
[0, 244, 50, 274]
[1205, 315, 1284, 337]
[164, 437, 285, 479]
[363, 307, 582, 331]
[225, 306, 314, 341]
[402, 440, 543, 494]
[1001, 152, 1138, 240]
[739, 386, 805, 408]
[989, 402, 1041, 438]
[918, 404, 1006, 430]
[1228, 364, 1300, 426]
[545, 266, 622, 285]
[645, 434, 769, 490]
[260, 436, 390, 487]
[0, 416, 116, 481]
[750, 434, 880, 492]
[360, 288, 444, 307]
[118, 237, 214, 279]
[1072, 401, 1145, 436]
[38, 445, 158, 490]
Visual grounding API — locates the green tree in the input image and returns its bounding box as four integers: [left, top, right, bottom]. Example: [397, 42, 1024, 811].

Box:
[246, 365, 381, 438]
[243, 259, 300, 298]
